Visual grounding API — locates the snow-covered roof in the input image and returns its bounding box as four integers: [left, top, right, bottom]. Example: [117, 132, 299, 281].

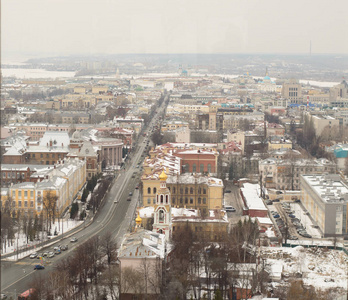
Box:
[240, 183, 267, 211]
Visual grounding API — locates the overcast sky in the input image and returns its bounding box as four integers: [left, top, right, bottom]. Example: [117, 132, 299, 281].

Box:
[2, 0, 348, 60]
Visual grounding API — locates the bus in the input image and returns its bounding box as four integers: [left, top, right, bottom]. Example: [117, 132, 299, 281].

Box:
[17, 288, 36, 300]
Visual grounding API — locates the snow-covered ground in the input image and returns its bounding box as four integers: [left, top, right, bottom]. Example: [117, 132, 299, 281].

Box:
[1, 219, 83, 259]
[263, 246, 348, 291]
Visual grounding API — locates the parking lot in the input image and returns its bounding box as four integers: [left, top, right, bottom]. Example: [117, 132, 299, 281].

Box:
[267, 200, 321, 240]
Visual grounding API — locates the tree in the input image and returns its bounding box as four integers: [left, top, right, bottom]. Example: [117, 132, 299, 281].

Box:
[42, 191, 58, 233]
[101, 231, 118, 265]
[70, 202, 79, 219]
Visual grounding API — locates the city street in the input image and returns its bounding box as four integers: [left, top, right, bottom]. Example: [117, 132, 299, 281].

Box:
[0, 95, 168, 298]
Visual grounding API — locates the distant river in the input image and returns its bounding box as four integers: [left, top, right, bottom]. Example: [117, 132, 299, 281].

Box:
[1, 68, 76, 79]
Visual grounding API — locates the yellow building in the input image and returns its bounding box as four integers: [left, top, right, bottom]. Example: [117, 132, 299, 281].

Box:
[2, 158, 86, 216]
[142, 173, 224, 214]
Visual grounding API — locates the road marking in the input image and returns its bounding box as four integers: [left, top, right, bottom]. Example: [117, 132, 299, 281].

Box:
[2, 269, 36, 291]
[15, 261, 31, 265]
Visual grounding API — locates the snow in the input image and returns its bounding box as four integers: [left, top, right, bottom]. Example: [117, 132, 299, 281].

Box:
[1, 219, 83, 259]
[262, 246, 348, 291]
[2, 68, 76, 79]
[241, 183, 268, 211]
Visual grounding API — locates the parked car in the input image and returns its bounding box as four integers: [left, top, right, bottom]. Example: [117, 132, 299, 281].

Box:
[42, 252, 48, 257]
[129, 192, 133, 196]
[225, 206, 236, 212]
[1, 293, 7, 299]
[266, 200, 273, 205]
[288, 214, 296, 218]
[288, 236, 299, 240]
[34, 264, 45, 270]
[273, 199, 280, 203]
[294, 199, 301, 203]
[70, 237, 78, 243]
[48, 252, 55, 258]
[225, 190, 232, 193]
[29, 253, 38, 259]
[60, 245, 68, 251]
[127, 197, 131, 201]
[273, 214, 280, 218]
[300, 233, 312, 238]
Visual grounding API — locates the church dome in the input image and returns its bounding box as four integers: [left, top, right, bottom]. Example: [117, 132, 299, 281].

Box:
[135, 213, 142, 225]
[264, 76, 271, 80]
[159, 170, 168, 181]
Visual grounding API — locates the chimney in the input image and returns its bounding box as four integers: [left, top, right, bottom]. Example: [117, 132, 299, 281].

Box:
[50, 140, 53, 147]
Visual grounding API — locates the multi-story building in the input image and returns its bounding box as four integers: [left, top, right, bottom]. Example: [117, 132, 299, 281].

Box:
[281, 79, 302, 104]
[2, 157, 86, 216]
[309, 114, 340, 137]
[259, 158, 336, 190]
[329, 80, 348, 102]
[300, 174, 348, 238]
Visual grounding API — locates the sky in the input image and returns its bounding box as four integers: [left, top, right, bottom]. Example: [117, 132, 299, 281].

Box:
[2, 0, 348, 60]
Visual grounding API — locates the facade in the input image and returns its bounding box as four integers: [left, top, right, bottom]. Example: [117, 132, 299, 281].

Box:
[240, 183, 268, 218]
[2, 157, 86, 216]
[281, 79, 302, 104]
[300, 174, 348, 237]
[259, 158, 336, 190]
[310, 114, 340, 137]
[142, 173, 224, 214]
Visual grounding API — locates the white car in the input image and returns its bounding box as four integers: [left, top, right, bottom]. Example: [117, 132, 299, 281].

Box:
[29, 252, 38, 259]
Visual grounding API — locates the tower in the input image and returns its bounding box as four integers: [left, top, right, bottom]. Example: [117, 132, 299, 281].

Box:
[153, 170, 172, 240]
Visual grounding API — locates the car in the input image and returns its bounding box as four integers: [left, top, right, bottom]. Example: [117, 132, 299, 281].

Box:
[55, 249, 61, 255]
[53, 246, 60, 251]
[60, 245, 68, 251]
[42, 252, 48, 257]
[29, 253, 38, 259]
[300, 233, 312, 238]
[34, 264, 45, 270]
[266, 200, 273, 205]
[114, 200, 118, 203]
[272, 199, 280, 202]
[273, 214, 280, 218]
[129, 192, 133, 196]
[294, 199, 301, 203]
[48, 252, 55, 258]
[1, 293, 7, 299]
[324, 278, 335, 282]
[135, 185, 139, 189]
[288, 236, 299, 240]
[289, 214, 296, 218]
[276, 191, 283, 195]
[225, 190, 232, 193]
[127, 197, 131, 201]
[225, 206, 236, 212]
[70, 237, 78, 243]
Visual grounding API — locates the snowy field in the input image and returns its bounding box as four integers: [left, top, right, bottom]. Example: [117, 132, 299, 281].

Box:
[1, 219, 83, 260]
[263, 246, 348, 291]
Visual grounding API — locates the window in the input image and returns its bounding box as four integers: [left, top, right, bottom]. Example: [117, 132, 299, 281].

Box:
[159, 210, 164, 222]
[200, 164, 204, 173]
[207, 164, 211, 173]
[40, 154, 43, 158]
[148, 198, 151, 204]
[190, 198, 193, 204]
[24, 191, 28, 198]
[12, 191, 15, 198]
[172, 197, 175, 204]
[2, 172, 5, 178]
[153, 187, 157, 194]
[30, 201, 34, 208]
[173, 187, 176, 194]
[12, 201, 16, 207]
[18, 190, 22, 197]
[192, 164, 196, 172]
[198, 197, 201, 204]
[18, 201, 22, 207]
[190, 187, 193, 194]
[185, 197, 188, 204]
[198, 187, 201, 194]
[180, 188, 183, 194]
[21, 173, 25, 179]
[12, 173, 15, 178]
[185, 187, 188, 194]
[46, 154, 49, 158]
[153, 199, 156, 204]
[203, 188, 206, 194]
[24, 201, 28, 207]
[17, 173, 20, 179]
[147, 187, 151, 194]
[180, 197, 183, 204]
[203, 198, 206, 204]
[160, 195, 164, 203]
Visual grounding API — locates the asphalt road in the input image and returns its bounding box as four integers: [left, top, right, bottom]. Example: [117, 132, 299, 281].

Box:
[0, 94, 168, 299]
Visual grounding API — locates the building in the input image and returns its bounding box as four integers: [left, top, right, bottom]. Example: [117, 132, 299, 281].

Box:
[240, 183, 268, 218]
[281, 79, 302, 104]
[2, 157, 86, 216]
[300, 174, 348, 237]
[310, 114, 339, 137]
[259, 158, 336, 190]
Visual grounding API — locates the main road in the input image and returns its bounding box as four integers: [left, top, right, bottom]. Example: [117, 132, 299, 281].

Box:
[1, 94, 168, 298]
